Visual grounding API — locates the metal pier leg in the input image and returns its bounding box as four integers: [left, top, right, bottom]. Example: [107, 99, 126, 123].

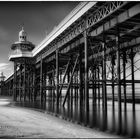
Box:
[33, 69, 35, 103]
[76, 70, 79, 122]
[56, 49, 59, 114]
[102, 41, 107, 131]
[92, 68, 96, 128]
[52, 70, 55, 113]
[13, 62, 17, 101]
[84, 30, 89, 125]
[32, 68, 34, 102]
[24, 61, 26, 101]
[102, 41, 107, 111]
[74, 74, 76, 113]
[43, 68, 46, 108]
[116, 35, 122, 134]
[19, 66, 22, 101]
[92, 69, 95, 105]
[67, 69, 70, 120]
[98, 67, 100, 104]
[49, 75, 52, 112]
[123, 51, 127, 110]
[40, 56, 43, 104]
[79, 47, 83, 123]
[28, 70, 30, 101]
[130, 48, 135, 112]
[95, 68, 97, 104]
[101, 62, 104, 108]
[112, 56, 115, 108]
[71, 70, 73, 121]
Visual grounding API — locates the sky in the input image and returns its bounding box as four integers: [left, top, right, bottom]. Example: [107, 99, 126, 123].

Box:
[0, 1, 79, 79]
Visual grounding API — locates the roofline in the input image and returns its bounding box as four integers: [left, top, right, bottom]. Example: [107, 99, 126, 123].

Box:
[32, 2, 96, 56]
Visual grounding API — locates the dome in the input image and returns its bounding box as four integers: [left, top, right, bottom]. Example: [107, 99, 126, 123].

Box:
[19, 27, 27, 42]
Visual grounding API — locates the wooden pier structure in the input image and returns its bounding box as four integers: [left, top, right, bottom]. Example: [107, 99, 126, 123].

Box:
[4, 1, 140, 135]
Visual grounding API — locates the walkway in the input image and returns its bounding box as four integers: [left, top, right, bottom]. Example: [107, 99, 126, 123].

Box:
[0, 96, 121, 138]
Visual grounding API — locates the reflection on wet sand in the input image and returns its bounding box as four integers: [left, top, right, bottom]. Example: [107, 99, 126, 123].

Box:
[14, 98, 140, 138]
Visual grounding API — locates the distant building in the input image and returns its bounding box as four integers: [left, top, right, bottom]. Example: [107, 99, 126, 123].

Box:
[0, 72, 6, 95]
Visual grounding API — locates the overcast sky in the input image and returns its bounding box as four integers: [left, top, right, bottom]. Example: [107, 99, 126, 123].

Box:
[0, 1, 79, 79]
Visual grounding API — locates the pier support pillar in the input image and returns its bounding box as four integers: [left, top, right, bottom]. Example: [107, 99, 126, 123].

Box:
[23, 61, 26, 101]
[111, 55, 115, 107]
[40, 56, 43, 104]
[84, 30, 89, 125]
[102, 41, 107, 110]
[116, 34, 122, 134]
[79, 47, 83, 123]
[130, 48, 135, 111]
[56, 49, 59, 114]
[102, 39, 107, 131]
[19, 64, 22, 101]
[13, 62, 17, 101]
[123, 51, 126, 110]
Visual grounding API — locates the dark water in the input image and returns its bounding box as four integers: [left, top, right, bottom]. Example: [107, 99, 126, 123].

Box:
[14, 98, 139, 138]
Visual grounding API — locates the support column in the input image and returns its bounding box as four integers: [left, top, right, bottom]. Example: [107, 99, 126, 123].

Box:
[19, 65, 22, 101]
[112, 55, 115, 107]
[102, 41, 107, 110]
[13, 62, 17, 101]
[40, 56, 43, 104]
[84, 30, 89, 125]
[102, 40, 108, 131]
[44, 64, 47, 104]
[56, 49, 59, 114]
[92, 68, 95, 104]
[94, 68, 97, 104]
[24, 61, 26, 101]
[116, 34, 122, 134]
[48, 75, 52, 111]
[70, 69, 73, 121]
[130, 48, 135, 111]
[98, 67, 100, 104]
[28, 69, 30, 101]
[67, 69, 70, 120]
[33, 67, 36, 102]
[123, 51, 127, 110]
[52, 69, 55, 113]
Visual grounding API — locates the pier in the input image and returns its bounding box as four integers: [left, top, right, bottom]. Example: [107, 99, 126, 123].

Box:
[2, 1, 140, 138]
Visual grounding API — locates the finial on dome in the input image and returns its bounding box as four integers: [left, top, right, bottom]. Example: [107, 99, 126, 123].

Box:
[21, 22, 24, 30]
[19, 24, 27, 42]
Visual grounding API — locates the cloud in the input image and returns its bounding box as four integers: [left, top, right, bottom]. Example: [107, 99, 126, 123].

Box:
[0, 63, 9, 71]
[0, 63, 13, 79]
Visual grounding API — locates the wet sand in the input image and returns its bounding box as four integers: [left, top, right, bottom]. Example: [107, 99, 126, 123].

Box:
[0, 96, 122, 138]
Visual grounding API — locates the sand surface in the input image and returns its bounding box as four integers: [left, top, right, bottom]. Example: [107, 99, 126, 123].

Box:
[0, 96, 122, 138]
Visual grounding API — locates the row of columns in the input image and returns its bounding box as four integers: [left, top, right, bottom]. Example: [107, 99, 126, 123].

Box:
[10, 29, 136, 136]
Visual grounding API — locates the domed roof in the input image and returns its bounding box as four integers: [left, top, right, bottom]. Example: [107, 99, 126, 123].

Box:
[19, 27, 27, 42]
[19, 27, 27, 36]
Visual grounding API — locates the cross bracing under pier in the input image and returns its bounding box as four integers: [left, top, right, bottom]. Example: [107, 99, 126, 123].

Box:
[4, 1, 140, 137]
